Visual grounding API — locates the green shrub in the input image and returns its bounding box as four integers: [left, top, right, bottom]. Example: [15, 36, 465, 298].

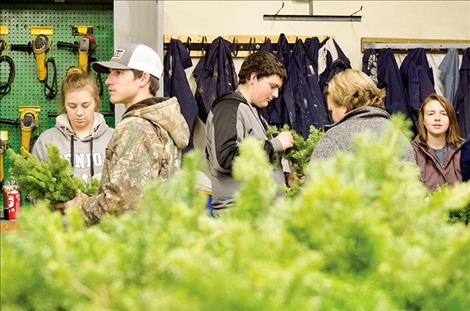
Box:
[2, 117, 470, 310]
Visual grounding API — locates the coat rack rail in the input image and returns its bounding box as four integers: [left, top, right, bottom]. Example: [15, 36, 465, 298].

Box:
[361, 37, 470, 53]
[163, 34, 330, 58]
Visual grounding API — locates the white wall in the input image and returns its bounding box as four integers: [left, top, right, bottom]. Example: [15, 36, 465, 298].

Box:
[163, 1, 470, 150]
[163, 0, 470, 69]
[113, 0, 163, 121]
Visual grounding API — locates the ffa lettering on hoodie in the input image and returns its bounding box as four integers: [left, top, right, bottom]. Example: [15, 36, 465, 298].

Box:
[61, 152, 106, 182]
[31, 113, 114, 184]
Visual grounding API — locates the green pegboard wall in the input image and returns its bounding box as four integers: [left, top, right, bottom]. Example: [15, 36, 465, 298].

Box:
[0, 3, 114, 183]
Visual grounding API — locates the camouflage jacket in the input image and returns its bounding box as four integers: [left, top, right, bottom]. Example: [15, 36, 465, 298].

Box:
[80, 97, 189, 224]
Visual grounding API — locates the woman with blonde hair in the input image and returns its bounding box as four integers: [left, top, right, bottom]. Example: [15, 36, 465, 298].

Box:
[32, 67, 113, 183]
[311, 69, 414, 161]
[412, 94, 464, 191]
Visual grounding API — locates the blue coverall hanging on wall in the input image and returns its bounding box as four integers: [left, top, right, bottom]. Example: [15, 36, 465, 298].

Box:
[193, 37, 238, 123]
[399, 48, 436, 134]
[455, 48, 470, 137]
[363, 48, 411, 120]
[461, 131, 470, 181]
[258, 34, 291, 128]
[164, 39, 198, 152]
[259, 37, 273, 53]
[439, 48, 460, 105]
[318, 38, 352, 94]
[304, 37, 331, 125]
[283, 39, 330, 138]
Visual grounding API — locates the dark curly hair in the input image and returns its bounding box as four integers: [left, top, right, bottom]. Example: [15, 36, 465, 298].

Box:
[238, 51, 287, 85]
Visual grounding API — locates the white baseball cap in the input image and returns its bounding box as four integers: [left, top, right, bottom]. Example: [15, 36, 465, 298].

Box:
[92, 43, 163, 79]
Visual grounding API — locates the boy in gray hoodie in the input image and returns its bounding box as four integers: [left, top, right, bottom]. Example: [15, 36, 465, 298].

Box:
[206, 51, 293, 211]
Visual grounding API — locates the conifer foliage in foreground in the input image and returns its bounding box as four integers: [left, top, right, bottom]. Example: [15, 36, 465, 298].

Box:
[6, 144, 99, 206]
[1, 117, 470, 310]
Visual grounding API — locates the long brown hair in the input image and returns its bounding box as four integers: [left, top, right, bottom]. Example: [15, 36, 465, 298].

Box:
[60, 67, 100, 112]
[418, 94, 463, 144]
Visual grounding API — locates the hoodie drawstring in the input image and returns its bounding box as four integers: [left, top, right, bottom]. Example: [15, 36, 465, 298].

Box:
[70, 135, 75, 168]
[71, 134, 95, 180]
[90, 137, 94, 177]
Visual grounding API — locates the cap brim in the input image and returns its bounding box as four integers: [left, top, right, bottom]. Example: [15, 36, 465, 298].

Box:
[91, 61, 130, 74]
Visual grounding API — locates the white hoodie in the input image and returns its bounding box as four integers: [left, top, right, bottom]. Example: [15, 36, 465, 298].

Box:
[32, 112, 114, 182]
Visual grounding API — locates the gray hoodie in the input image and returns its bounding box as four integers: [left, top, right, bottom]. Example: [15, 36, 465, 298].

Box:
[32, 112, 114, 182]
[206, 91, 286, 210]
[311, 106, 414, 161]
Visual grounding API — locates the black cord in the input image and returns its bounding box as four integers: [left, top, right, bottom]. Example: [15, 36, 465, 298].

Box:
[96, 72, 104, 96]
[44, 57, 57, 99]
[89, 56, 104, 96]
[0, 55, 15, 98]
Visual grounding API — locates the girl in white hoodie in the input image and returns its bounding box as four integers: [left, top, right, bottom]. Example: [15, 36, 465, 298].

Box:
[32, 68, 114, 183]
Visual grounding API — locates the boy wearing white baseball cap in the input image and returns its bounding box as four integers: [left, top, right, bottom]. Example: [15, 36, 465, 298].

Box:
[57, 43, 190, 225]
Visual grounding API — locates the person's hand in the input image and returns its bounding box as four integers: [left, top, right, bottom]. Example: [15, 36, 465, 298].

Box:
[55, 190, 84, 211]
[92, 173, 102, 182]
[276, 131, 294, 150]
[287, 171, 305, 187]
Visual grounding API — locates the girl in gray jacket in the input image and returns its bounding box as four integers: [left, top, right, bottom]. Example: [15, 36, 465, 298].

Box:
[32, 68, 113, 183]
[311, 69, 414, 161]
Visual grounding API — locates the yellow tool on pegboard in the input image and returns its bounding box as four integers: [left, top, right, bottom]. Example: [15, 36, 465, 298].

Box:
[31, 26, 53, 81]
[0, 25, 8, 36]
[0, 131, 8, 182]
[74, 26, 95, 72]
[18, 106, 40, 155]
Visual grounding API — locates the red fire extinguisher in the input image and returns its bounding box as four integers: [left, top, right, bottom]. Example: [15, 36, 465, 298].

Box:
[3, 181, 20, 221]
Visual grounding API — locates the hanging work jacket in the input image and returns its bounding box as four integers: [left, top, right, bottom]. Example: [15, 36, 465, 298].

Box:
[455, 48, 470, 137]
[318, 38, 351, 92]
[304, 37, 321, 76]
[259, 37, 273, 53]
[193, 36, 238, 122]
[439, 48, 460, 104]
[304, 36, 331, 125]
[461, 132, 470, 181]
[164, 38, 198, 152]
[258, 33, 291, 128]
[363, 48, 411, 120]
[362, 48, 379, 84]
[283, 39, 330, 138]
[399, 48, 436, 133]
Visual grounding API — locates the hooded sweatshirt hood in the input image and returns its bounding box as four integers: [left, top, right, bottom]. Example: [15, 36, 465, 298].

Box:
[55, 112, 111, 141]
[123, 97, 189, 149]
[212, 91, 247, 108]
